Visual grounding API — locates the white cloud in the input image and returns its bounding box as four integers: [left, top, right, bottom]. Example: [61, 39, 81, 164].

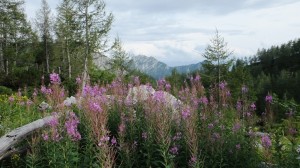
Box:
[24, 0, 300, 66]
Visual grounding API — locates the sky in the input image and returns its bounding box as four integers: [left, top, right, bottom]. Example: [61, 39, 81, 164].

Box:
[24, 0, 300, 66]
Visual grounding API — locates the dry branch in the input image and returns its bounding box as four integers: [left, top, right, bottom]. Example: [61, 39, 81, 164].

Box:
[0, 115, 54, 160]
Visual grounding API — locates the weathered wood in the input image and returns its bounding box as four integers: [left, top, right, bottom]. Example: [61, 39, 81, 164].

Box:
[0, 115, 54, 160]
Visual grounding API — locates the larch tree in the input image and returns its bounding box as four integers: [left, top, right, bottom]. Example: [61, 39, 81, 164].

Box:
[55, 0, 82, 79]
[75, 0, 113, 89]
[35, 0, 53, 74]
[0, 0, 33, 75]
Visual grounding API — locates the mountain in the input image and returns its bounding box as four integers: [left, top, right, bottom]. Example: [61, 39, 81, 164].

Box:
[93, 54, 202, 79]
[131, 55, 202, 79]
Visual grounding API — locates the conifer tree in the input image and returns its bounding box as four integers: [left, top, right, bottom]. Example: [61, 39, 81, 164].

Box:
[35, 0, 53, 74]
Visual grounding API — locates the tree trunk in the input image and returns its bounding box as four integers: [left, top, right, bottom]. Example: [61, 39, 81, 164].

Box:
[66, 39, 71, 79]
[0, 42, 4, 72]
[0, 115, 58, 160]
[46, 37, 50, 73]
[82, 3, 89, 91]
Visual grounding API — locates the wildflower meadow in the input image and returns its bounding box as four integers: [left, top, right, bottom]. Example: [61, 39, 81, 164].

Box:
[0, 73, 300, 168]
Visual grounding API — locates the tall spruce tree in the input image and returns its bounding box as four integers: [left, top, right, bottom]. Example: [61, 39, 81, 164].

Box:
[202, 30, 233, 84]
[109, 37, 132, 78]
[202, 30, 233, 108]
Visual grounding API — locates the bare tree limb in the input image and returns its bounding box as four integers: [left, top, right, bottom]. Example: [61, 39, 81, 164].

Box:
[0, 115, 54, 160]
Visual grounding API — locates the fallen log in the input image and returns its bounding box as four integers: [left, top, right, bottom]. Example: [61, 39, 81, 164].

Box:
[0, 115, 55, 160]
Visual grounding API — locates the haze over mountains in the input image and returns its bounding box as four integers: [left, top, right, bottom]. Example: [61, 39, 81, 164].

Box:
[94, 54, 202, 79]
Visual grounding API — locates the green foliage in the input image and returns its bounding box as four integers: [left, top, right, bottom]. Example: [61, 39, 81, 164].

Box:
[108, 37, 133, 78]
[89, 66, 116, 84]
[0, 86, 12, 95]
[202, 30, 234, 84]
[1, 74, 300, 167]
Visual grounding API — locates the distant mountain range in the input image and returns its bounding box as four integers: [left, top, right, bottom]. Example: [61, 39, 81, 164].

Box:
[93, 54, 202, 79]
[131, 55, 202, 79]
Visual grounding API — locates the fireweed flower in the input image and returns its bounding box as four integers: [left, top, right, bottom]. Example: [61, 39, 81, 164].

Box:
[189, 155, 197, 165]
[165, 83, 171, 91]
[89, 102, 102, 113]
[236, 101, 242, 111]
[42, 133, 49, 141]
[285, 110, 294, 117]
[208, 123, 214, 129]
[181, 108, 191, 119]
[169, 146, 179, 155]
[265, 94, 273, 103]
[48, 113, 59, 127]
[76, 77, 81, 84]
[172, 132, 182, 141]
[226, 91, 231, 97]
[50, 73, 61, 84]
[261, 135, 272, 149]
[250, 103, 256, 111]
[98, 135, 110, 146]
[32, 88, 38, 97]
[41, 86, 52, 95]
[199, 96, 208, 105]
[118, 123, 126, 134]
[212, 132, 221, 141]
[26, 100, 33, 106]
[8, 96, 14, 103]
[65, 112, 81, 141]
[288, 128, 297, 136]
[232, 122, 241, 133]
[153, 91, 165, 103]
[111, 136, 117, 145]
[219, 81, 227, 90]
[195, 74, 201, 81]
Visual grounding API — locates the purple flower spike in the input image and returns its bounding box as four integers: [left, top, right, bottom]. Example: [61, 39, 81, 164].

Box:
[169, 146, 179, 155]
[265, 94, 273, 103]
[261, 135, 272, 149]
[50, 73, 61, 84]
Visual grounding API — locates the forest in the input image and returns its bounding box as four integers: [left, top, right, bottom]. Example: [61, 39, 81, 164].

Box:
[1, 0, 300, 167]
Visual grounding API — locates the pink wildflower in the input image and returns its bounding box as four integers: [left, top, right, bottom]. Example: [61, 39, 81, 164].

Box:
[181, 108, 191, 119]
[42, 133, 49, 141]
[111, 136, 117, 145]
[89, 102, 102, 113]
[65, 112, 81, 141]
[8, 96, 14, 103]
[261, 135, 272, 149]
[76, 77, 81, 84]
[265, 94, 273, 103]
[50, 73, 61, 84]
[169, 146, 179, 155]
